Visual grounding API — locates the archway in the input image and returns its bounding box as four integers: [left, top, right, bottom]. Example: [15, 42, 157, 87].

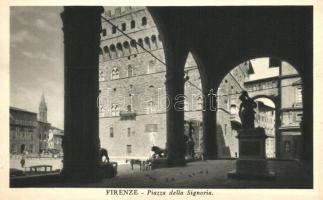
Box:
[60, 6, 312, 183]
[215, 57, 303, 160]
[183, 52, 204, 160]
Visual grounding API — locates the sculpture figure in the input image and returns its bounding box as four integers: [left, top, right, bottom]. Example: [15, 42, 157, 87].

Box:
[238, 91, 257, 129]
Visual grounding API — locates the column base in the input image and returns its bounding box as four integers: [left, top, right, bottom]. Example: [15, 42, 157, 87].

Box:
[228, 159, 276, 180]
[61, 160, 101, 183]
[167, 157, 186, 168]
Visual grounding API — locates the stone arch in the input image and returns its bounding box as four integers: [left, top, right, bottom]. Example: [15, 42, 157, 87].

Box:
[60, 6, 312, 182]
[251, 94, 278, 105]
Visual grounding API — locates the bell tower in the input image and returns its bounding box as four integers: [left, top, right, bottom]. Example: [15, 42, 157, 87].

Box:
[39, 93, 47, 122]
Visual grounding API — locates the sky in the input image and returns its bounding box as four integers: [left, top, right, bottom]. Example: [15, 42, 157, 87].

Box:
[10, 7, 279, 129]
[249, 58, 279, 81]
[249, 58, 279, 107]
[10, 7, 64, 129]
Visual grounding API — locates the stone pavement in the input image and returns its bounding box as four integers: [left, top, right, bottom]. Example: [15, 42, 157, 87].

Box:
[46, 160, 312, 188]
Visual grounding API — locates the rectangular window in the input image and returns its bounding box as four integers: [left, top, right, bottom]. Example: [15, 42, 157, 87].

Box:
[127, 128, 131, 137]
[110, 127, 114, 138]
[126, 145, 132, 154]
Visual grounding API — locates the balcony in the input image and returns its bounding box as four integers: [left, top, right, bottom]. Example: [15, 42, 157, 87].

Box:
[119, 110, 137, 120]
[230, 114, 241, 130]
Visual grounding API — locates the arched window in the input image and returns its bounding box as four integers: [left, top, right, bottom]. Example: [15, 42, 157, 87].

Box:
[144, 37, 151, 49]
[128, 65, 133, 77]
[109, 44, 117, 58]
[130, 39, 137, 52]
[121, 23, 126, 31]
[112, 25, 117, 34]
[102, 29, 107, 36]
[99, 48, 103, 61]
[111, 67, 119, 80]
[131, 20, 135, 29]
[123, 41, 131, 55]
[103, 46, 111, 59]
[142, 17, 147, 26]
[116, 43, 123, 57]
[151, 35, 158, 48]
[138, 38, 143, 47]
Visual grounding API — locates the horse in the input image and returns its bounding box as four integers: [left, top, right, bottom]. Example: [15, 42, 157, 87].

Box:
[126, 159, 144, 170]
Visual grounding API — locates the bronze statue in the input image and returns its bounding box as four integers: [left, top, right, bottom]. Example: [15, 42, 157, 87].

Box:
[239, 91, 257, 129]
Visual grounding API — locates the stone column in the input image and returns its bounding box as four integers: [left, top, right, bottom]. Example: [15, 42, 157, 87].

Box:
[201, 85, 218, 160]
[61, 6, 103, 181]
[165, 48, 188, 167]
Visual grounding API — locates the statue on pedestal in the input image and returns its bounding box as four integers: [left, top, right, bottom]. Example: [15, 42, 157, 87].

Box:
[238, 91, 257, 130]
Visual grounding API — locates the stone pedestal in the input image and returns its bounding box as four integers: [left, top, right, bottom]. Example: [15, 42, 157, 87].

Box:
[228, 127, 275, 179]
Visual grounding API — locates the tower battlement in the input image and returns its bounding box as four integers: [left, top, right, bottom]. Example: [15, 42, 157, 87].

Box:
[103, 6, 145, 19]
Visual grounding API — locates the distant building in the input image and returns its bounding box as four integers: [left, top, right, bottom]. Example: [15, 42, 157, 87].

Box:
[37, 94, 50, 153]
[48, 126, 64, 152]
[9, 94, 62, 155]
[9, 107, 39, 154]
[279, 61, 303, 160]
[243, 59, 303, 160]
[255, 101, 276, 158]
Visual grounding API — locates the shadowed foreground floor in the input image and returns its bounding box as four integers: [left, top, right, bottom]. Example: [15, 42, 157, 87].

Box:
[43, 160, 311, 188]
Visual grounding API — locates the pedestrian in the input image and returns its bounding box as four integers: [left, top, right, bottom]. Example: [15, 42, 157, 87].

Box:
[20, 156, 26, 168]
